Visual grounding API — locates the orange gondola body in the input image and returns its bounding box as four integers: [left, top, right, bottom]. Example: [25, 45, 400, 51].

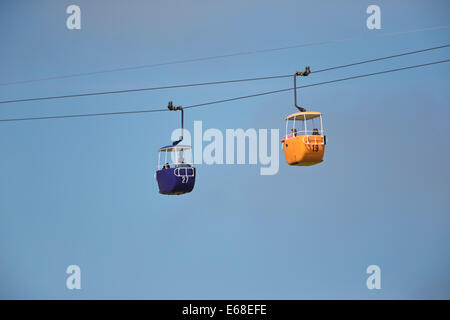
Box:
[281, 111, 326, 166]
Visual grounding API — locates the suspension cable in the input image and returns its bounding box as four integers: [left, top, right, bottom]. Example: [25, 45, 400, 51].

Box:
[0, 44, 449, 105]
[1, 59, 448, 122]
[1, 24, 449, 87]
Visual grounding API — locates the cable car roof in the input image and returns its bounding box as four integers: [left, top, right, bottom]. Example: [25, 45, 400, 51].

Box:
[286, 111, 322, 121]
[158, 145, 192, 152]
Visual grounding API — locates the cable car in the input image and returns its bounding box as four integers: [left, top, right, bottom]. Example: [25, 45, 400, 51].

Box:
[281, 67, 326, 166]
[155, 102, 196, 195]
[156, 145, 196, 195]
[281, 111, 326, 166]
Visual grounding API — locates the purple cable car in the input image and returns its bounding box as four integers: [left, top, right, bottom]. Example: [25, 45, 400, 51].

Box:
[156, 145, 196, 195]
[155, 102, 196, 195]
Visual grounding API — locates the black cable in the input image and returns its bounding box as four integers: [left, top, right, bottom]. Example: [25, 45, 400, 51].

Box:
[1, 25, 449, 87]
[185, 59, 450, 110]
[0, 75, 290, 105]
[1, 44, 449, 105]
[312, 43, 450, 73]
[1, 59, 448, 123]
[0, 108, 168, 122]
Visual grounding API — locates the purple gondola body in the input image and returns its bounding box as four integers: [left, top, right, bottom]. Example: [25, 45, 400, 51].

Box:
[156, 166, 196, 195]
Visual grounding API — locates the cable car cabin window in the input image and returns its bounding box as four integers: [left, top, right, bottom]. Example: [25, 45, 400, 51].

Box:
[284, 114, 324, 140]
[157, 147, 193, 170]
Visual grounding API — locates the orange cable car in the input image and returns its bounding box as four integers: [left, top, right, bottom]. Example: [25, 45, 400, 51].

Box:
[281, 67, 326, 166]
[281, 111, 326, 166]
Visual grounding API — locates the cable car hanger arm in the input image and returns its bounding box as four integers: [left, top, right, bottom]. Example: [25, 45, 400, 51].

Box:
[294, 66, 311, 112]
[168, 101, 184, 146]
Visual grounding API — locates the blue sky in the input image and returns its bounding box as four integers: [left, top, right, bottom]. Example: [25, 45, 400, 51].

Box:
[0, 0, 449, 299]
